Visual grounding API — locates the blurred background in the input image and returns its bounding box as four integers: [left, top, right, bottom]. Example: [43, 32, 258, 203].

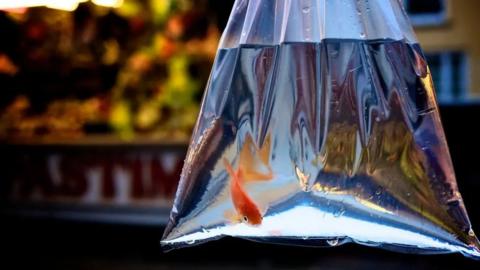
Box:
[1, 0, 480, 269]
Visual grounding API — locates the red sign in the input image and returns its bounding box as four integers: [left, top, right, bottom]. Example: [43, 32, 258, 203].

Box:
[7, 149, 185, 209]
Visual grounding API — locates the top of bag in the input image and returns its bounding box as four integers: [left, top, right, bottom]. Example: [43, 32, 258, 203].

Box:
[219, 0, 417, 48]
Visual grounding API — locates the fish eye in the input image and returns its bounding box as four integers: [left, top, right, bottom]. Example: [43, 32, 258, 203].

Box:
[242, 216, 249, 223]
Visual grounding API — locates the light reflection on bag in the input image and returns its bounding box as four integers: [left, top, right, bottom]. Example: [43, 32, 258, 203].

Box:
[161, 0, 480, 259]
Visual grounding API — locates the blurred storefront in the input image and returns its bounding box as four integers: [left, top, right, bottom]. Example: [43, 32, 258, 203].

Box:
[0, 0, 224, 141]
[0, 0, 229, 225]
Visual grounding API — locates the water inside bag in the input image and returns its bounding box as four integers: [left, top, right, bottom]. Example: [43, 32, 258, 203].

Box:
[162, 0, 480, 259]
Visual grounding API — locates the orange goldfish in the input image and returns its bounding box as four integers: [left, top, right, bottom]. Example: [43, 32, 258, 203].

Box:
[223, 158, 263, 225]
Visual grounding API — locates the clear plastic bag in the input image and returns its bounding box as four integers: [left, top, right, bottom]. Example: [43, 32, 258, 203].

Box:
[161, 0, 480, 259]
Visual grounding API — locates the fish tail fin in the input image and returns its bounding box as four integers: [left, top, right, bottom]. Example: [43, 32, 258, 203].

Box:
[239, 134, 256, 168]
[238, 134, 274, 182]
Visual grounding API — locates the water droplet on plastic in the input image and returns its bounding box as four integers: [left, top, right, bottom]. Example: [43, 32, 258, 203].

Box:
[327, 238, 339, 246]
[302, 235, 309, 240]
[186, 239, 196, 245]
[469, 229, 475, 237]
[360, 32, 366, 38]
[375, 188, 383, 195]
[356, 1, 362, 15]
[302, 7, 310, 14]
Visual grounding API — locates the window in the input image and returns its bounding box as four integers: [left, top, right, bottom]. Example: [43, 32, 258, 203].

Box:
[424, 51, 468, 104]
[403, 0, 447, 26]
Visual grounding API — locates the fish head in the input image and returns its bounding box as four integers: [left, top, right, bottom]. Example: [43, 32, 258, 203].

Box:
[239, 201, 263, 225]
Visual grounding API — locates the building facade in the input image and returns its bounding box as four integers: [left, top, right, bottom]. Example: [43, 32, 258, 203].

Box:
[408, 0, 480, 103]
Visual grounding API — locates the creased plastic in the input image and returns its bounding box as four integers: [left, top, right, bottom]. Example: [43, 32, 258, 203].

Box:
[161, 0, 480, 259]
